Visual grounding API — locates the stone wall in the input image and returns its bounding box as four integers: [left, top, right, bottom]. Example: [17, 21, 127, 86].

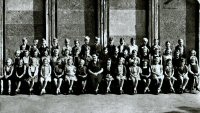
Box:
[5, 0, 45, 59]
[109, 0, 148, 45]
[57, 0, 97, 48]
[159, 0, 198, 54]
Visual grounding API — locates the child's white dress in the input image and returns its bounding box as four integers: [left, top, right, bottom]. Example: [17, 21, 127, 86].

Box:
[65, 65, 77, 81]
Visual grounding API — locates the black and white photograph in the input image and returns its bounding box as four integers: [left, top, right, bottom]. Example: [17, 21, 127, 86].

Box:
[0, 0, 200, 113]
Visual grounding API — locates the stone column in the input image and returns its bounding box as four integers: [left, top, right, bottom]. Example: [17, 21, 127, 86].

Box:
[45, 0, 57, 47]
[198, 0, 200, 65]
[98, 0, 109, 47]
[149, 0, 159, 45]
[45, 0, 50, 46]
[0, 0, 4, 76]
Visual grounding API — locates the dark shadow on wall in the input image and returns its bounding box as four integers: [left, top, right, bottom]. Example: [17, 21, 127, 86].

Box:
[164, 106, 200, 113]
[135, 0, 148, 45]
[186, 0, 198, 53]
[84, 0, 98, 44]
[33, 0, 46, 46]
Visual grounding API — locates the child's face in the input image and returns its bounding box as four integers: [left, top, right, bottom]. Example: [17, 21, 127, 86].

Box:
[133, 61, 137, 66]
[67, 59, 73, 65]
[16, 51, 20, 57]
[19, 60, 23, 66]
[92, 54, 98, 62]
[155, 58, 159, 64]
[74, 41, 79, 47]
[65, 40, 70, 46]
[42, 41, 46, 46]
[120, 40, 125, 45]
[131, 39, 135, 45]
[166, 42, 170, 48]
[85, 39, 89, 45]
[23, 39, 27, 45]
[54, 50, 59, 56]
[44, 51, 48, 56]
[178, 40, 183, 46]
[191, 51, 196, 56]
[79, 60, 85, 66]
[22, 45, 26, 50]
[64, 50, 69, 56]
[143, 61, 147, 66]
[143, 40, 148, 45]
[53, 40, 58, 44]
[95, 39, 100, 45]
[57, 60, 62, 65]
[167, 61, 172, 66]
[124, 50, 128, 56]
[44, 59, 48, 65]
[33, 51, 38, 57]
[34, 40, 38, 45]
[119, 59, 123, 65]
[115, 48, 119, 54]
[175, 52, 180, 57]
[6, 60, 12, 66]
[109, 40, 114, 45]
[154, 40, 159, 45]
[107, 60, 111, 66]
[104, 48, 108, 54]
[24, 51, 29, 56]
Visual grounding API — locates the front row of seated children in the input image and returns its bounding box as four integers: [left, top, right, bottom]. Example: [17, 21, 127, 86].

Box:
[1, 53, 200, 95]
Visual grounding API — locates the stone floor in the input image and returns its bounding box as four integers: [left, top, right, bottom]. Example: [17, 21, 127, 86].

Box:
[0, 93, 200, 113]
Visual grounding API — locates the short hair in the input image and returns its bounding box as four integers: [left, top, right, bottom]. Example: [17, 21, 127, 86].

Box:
[130, 38, 135, 42]
[178, 39, 183, 42]
[180, 58, 186, 62]
[65, 38, 70, 43]
[15, 50, 21, 54]
[190, 50, 196, 55]
[120, 38, 125, 42]
[79, 59, 85, 64]
[103, 47, 108, 51]
[74, 39, 79, 43]
[84, 36, 90, 41]
[95, 37, 100, 41]
[108, 37, 113, 41]
[6, 58, 13, 63]
[143, 37, 148, 42]
[53, 49, 59, 53]
[22, 37, 27, 41]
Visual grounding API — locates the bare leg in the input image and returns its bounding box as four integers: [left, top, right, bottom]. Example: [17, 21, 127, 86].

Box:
[16, 81, 21, 93]
[57, 78, 63, 93]
[182, 78, 189, 90]
[107, 80, 112, 92]
[30, 80, 35, 92]
[54, 78, 58, 88]
[82, 80, 87, 91]
[1, 80, 3, 94]
[158, 78, 163, 92]
[69, 80, 74, 91]
[134, 78, 138, 93]
[120, 79, 124, 91]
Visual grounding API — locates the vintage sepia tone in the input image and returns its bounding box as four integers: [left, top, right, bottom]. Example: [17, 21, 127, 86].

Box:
[0, 0, 200, 113]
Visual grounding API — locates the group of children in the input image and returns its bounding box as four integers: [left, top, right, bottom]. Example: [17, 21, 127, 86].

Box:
[2, 36, 200, 95]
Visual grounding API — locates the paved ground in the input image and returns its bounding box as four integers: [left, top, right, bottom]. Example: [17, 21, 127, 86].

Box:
[0, 93, 200, 113]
